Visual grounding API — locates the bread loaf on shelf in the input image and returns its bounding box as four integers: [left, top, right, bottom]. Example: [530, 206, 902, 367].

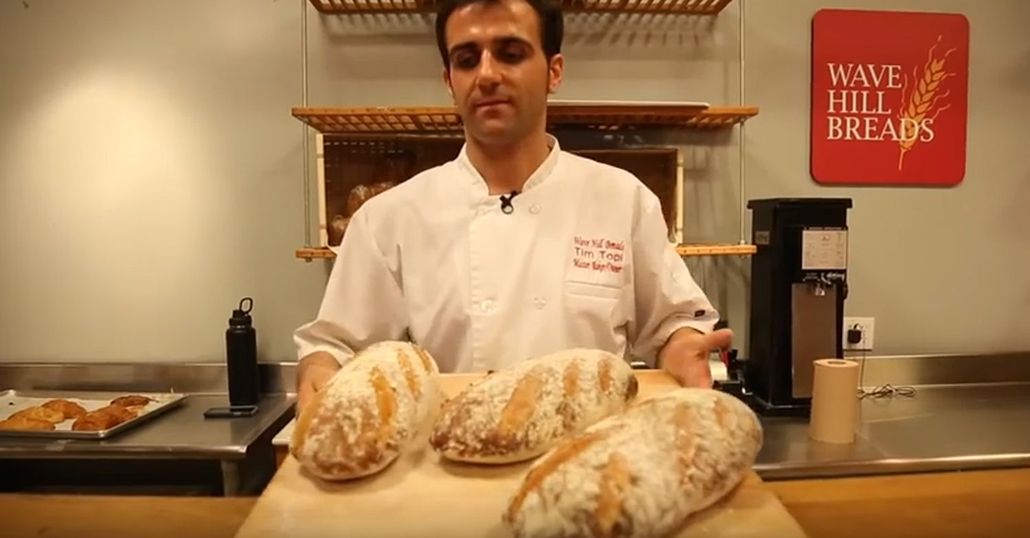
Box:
[345, 180, 398, 217]
[368, 180, 397, 197]
[290, 341, 441, 481]
[346, 184, 374, 217]
[503, 388, 763, 538]
[430, 349, 638, 464]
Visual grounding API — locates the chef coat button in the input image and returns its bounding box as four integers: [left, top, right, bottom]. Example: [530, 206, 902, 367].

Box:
[529, 204, 542, 214]
[479, 299, 495, 312]
[533, 297, 547, 309]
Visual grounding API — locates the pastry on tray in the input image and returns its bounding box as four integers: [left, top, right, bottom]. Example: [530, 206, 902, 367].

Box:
[41, 399, 88, 420]
[110, 395, 153, 408]
[72, 412, 119, 431]
[0, 415, 56, 431]
[97, 404, 138, 421]
[71, 404, 137, 431]
[8, 405, 64, 424]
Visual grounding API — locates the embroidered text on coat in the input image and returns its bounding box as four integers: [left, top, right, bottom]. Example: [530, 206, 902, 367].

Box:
[572, 236, 625, 274]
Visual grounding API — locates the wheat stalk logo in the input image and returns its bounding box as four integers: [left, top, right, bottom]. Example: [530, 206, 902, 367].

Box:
[897, 36, 956, 170]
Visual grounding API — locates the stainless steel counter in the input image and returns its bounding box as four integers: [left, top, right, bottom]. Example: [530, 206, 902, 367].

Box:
[0, 394, 293, 459]
[0, 363, 296, 496]
[755, 383, 1030, 480]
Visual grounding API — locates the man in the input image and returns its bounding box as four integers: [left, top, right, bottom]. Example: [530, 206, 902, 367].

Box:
[293, 0, 733, 410]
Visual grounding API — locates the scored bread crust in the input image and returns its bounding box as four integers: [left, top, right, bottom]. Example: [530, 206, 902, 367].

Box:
[290, 341, 441, 481]
[503, 388, 763, 538]
[429, 349, 638, 464]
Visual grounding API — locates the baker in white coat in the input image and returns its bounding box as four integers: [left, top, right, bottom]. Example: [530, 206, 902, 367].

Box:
[293, 0, 734, 410]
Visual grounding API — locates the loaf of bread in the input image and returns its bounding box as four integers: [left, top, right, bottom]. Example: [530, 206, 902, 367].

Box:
[504, 388, 763, 538]
[346, 184, 374, 216]
[329, 214, 350, 246]
[368, 180, 397, 197]
[430, 349, 638, 464]
[346, 181, 397, 217]
[290, 341, 441, 481]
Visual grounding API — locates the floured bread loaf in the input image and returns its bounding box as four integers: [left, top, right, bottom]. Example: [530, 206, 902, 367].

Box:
[430, 349, 638, 464]
[504, 389, 763, 538]
[290, 341, 440, 481]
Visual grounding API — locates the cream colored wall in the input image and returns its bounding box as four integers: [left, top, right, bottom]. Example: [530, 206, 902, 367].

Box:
[0, 0, 1026, 363]
[0, 1, 325, 362]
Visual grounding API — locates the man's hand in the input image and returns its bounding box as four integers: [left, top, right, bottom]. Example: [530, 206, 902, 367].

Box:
[658, 327, 734, 388]
[296, 352, 341, 412]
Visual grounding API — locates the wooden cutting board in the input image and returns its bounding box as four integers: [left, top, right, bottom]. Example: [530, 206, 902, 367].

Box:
[235, 371, 806, 538]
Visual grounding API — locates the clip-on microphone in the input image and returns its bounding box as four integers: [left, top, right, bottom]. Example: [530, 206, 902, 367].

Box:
[499, 190, 519, 214]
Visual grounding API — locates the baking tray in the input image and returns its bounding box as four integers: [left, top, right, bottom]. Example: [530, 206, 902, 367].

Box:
[0, 389, 187, 440]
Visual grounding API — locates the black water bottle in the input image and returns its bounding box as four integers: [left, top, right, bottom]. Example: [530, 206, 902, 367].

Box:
[226, 297, 259, 406]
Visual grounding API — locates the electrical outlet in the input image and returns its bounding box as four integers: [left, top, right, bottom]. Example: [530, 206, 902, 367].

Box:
[843, 317, 875, 351]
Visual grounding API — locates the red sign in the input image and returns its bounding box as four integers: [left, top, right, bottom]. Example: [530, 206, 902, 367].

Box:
[810, 9, 969, 186]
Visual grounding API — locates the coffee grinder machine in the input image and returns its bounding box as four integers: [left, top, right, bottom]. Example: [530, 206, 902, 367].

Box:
[733, 198, 853, 415]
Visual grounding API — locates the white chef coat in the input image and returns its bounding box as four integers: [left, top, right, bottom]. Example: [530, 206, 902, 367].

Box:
[293, 135, 719, 373]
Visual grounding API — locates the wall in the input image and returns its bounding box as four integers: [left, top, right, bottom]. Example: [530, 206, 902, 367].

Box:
[0, 0, 325, 362]
[0, 0, 1026, 364]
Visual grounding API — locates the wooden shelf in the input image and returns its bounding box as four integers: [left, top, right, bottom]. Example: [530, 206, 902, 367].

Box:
[297, 243, 754, 261]
[292, 105, 756, 138]
[296, 247, 337, 260]
[294, 107, 461, 136]
[309, 0, 733, 15]
[675, 243, 756, 256]
[683, 107, 758, 128]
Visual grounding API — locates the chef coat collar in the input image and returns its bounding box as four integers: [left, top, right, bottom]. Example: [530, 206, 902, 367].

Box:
[457, 134, 561, 196]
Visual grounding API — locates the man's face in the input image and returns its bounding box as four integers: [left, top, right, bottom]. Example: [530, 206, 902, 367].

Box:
[442, 0, 563, 145]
